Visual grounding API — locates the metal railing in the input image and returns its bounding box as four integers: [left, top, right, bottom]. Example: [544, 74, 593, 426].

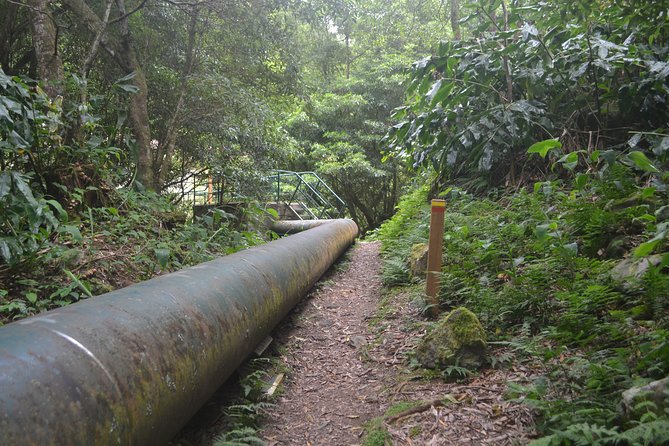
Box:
[266, 170, 347, 220]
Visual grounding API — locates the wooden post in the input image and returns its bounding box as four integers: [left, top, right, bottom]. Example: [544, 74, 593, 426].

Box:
[426, 199, 446, 317]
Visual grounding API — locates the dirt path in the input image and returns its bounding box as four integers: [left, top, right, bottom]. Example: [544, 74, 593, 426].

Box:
[261, 241, 537, 445]
[262, 241, 386, 444]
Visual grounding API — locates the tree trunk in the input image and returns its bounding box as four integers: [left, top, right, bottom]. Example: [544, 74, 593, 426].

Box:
[61, 0, 154, 189]
[345, 32, 351, 80]
[155, 8, 200, 192]
[450, 0, 461, 40]
[0, 2, 20, 72]
[28, 0, 63, 97]
[114, 0, 153, 190]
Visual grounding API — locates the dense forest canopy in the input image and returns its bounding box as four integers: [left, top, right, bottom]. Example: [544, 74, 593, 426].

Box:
[0, 0, 667, 291]
[0, 0, 457, 233]
[1, 0, 667, 289]
[0, 0, 460, 320]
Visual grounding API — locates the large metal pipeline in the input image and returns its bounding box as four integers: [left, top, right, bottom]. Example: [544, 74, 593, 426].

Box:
[0, 219, 358, 445]
[270, 218, 336, 234]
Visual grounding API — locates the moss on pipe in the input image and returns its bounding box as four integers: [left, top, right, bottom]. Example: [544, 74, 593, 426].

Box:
[0, 219, 358, 445]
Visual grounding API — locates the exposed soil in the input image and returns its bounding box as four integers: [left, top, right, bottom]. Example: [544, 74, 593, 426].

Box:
[260, 241, 539, 445]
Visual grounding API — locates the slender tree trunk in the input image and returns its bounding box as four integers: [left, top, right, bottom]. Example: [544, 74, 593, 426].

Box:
[114, 0, 153, 190]
[125, 59, 153, 190]
[501, 0, 512, 102]
[155, 8, 200, 191]
[0, 2, 20, 71]
[28, 0, 63, 97]
[80, 0, 114, 103]
[345, 32, 351, 80]
[61, 0, 154, 190]
[450, 0, 461, 40]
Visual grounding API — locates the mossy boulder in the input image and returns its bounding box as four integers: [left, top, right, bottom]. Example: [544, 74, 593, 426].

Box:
[619, 377, 669, 423]
[407, 243, 429, 280]
[415, 307, 488, 370]
[611, 254, 663, 292]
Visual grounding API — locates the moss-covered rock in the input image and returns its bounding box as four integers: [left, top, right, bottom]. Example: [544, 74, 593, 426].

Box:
[415, 307, 488, 370]
[619, 376, 669, 423]
[407, 243, 428, 280]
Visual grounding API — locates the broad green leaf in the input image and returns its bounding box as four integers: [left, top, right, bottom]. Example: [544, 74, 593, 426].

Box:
[9, 130, 29, 149]
[60, 225, 83, 242]
[0, 171, 11, 198]
[430, 81, 453, 105]
[636, 214, 656, 223]
[11, 172, 38, 207]
[633, 239, 660, 257]
[426, 79, 443, 103]
[265, 207, 279, 219]
[600, 150, 619, 165]
[0, 69, 11, 88]
[653, 137, 669, 155]
[154, 248, 170, 269]
[575, 173, 589, 189]
[562, 242, 578, 255]
[25, 292, 37, 304]
[641, 187, 656, 199]
[628, 151, 660, 173]
[527, 139, 562, 158]
[535, 224, 550, 242]
[86, 135, 103, 148]
[116, 83, 140, 94]
[0, 239, 12, 263]
[1, 97, 22, 114]
[45, 200, 67, 220]
[559, 152, 579, 170]
[0, 100, 9, 121]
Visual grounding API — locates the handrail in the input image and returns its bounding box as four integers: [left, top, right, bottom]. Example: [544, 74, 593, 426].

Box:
[267, 170, 346, 220]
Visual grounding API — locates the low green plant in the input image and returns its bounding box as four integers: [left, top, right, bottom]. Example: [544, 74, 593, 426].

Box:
[376, 161, 669, 441]
[361, 417, 391, 446]
[212, 427, 266, 446]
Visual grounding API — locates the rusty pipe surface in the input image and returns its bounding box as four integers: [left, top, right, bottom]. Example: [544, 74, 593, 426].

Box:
[0, 219, 358, 445]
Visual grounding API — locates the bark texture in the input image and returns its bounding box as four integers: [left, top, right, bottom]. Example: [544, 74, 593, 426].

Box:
[28, 0, 64, 97]
[450, 0, 461, 40]
[61, 0, 153, 189]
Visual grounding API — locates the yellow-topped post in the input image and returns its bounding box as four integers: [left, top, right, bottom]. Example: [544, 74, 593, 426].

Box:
[426, 199, 446, 317]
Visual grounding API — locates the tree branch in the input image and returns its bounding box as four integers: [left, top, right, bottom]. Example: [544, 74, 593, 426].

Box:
[81, 0, 114, 79]
[108, 0, 148, 25]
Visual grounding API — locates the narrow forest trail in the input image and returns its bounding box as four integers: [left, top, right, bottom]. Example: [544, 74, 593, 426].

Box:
[260, 241, 537, 445]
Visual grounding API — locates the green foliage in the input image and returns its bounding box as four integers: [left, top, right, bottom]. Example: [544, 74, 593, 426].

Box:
[212, 427, 266, 446]
[209, 358, 279, 446]
[386, 0, 669, 187]
[377, 157, 669, 440]
[0, 171, 62, 265]
[371, 183, 429, 285]
[0, 188, 266, 323]
[285, 89, 402, 232]
[361, 417, 391, 446]
[529, 419, 669, 446]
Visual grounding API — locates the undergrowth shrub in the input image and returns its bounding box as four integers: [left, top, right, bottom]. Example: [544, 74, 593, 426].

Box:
[0, 189, 267, 324]
[377, 170, 669, 443]
[373, 184, 430, 285]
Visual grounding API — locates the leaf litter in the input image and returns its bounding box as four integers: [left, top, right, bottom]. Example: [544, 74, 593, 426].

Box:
[261, 241, 539, 445]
